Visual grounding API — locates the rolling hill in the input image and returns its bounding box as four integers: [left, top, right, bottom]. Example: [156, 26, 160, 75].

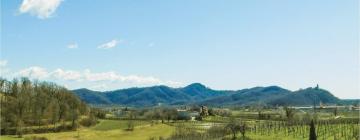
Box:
[72, 83, 341, 106]
[73, 83, 226, 106]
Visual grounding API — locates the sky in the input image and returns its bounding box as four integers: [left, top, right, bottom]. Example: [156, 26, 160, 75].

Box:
[0, 0, 359, 99]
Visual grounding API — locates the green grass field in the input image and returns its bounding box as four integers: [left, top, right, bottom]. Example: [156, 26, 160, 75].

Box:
[91, 119, 150, 131]
[0, 120, 174, 140]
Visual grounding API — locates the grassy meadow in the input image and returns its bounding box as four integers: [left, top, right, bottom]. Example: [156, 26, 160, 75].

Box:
[1, 120, 174, 140]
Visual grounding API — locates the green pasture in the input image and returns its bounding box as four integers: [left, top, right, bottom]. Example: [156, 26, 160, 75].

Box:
[0, 120, 174, 140]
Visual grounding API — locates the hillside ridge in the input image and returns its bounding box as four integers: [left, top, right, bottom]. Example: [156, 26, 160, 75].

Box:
[72, 83, 341, 106]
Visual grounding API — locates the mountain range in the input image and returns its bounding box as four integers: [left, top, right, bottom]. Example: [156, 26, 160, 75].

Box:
[73, 83, 341, 107]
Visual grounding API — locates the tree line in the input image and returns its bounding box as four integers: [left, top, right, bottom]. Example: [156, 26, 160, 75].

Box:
[0, 78, 89, 137]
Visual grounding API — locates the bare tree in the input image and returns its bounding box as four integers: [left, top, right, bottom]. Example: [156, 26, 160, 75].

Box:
[284, 106, 295, 121]
[226, 118, 245, 139]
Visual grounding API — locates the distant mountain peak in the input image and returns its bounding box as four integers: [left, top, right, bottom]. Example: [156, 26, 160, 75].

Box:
[185, 83, 207, 89]
[261, 86, 288, 92]
[73, 88, 92, 92]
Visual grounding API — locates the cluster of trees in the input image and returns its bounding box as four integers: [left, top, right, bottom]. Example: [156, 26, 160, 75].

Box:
[115, 106, 232, 123]
[0, 78, 89, 137]
[108, 107, 189, 122]
[142, 108, 178, 123]
[109, 107, 179, 131]
[208, 108, 232, 117]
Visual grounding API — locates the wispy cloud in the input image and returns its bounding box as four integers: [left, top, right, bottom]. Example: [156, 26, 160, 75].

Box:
[19, 0, 63, 19]
[67, 43, 78, 49]
[14, 66, 182, 87]
[17, 66, 49, 79]
[2, 59, 182, 90]
[97, 39, 120, 49]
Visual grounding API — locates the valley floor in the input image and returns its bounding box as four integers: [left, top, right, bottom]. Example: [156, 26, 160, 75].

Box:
[0, 120, 174, 140]
[1, 118, 358, 140]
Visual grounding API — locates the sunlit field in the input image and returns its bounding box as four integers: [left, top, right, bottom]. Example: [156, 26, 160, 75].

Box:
[1, 120, 174, 140]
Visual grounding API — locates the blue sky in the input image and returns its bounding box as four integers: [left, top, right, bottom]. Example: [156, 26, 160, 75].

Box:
[1, 0, 359, 98]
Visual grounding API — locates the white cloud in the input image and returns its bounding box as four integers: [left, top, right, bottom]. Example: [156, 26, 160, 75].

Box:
[17, 66, 49, 79]
[83, 69, 119, 82]
[51, 69, 82, 81]
[97, 39, 119, 49]
[67, 43, 78, 49]
[12, 66, 182, 88]
[19, 0, 63, 19]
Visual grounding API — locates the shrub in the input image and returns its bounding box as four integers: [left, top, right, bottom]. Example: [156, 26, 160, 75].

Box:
[176, 112, 191, 121]
[79, 116, 97, 127]
[209, 108, 232, 117]
[24, 136, 48, 140]
[195, 116, 202, 121]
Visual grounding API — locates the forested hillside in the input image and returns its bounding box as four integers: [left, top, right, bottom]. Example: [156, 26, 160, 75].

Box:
[73, 83, 341, 106]
[73, 83, 227, 106]
[0, 78, 90, 136]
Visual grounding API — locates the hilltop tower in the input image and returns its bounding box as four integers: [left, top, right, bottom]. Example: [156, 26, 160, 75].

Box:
[315, 84, 319, 90]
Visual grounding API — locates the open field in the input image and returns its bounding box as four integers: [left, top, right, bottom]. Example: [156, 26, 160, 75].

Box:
[91, 120, 150, 131]
[0, 120, 174, 140]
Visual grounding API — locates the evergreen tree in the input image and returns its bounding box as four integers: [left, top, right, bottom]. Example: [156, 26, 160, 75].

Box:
[309, 120, 317, 140]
